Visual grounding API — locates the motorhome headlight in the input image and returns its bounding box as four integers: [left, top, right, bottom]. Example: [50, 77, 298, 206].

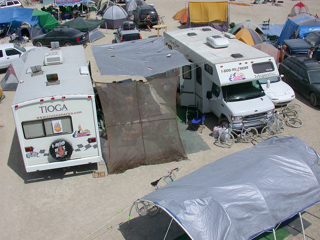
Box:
[231, 115, 243, 122]
[267, 110, 273, 118]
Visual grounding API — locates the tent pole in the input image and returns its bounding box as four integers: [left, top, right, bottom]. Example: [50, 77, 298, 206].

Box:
[273, 229, 277, 240]
[163, 218, 173, 240]
[299, 212, 306, 240]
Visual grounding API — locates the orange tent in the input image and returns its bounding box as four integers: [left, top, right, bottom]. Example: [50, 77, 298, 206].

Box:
[173, 7, 188, 24]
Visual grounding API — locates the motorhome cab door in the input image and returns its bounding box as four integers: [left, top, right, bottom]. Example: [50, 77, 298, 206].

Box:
[179, 63, 196, 107]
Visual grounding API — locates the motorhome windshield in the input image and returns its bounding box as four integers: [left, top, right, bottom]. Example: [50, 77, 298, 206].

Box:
[222, 80, 265, 102]
[258, 76, 280, 84]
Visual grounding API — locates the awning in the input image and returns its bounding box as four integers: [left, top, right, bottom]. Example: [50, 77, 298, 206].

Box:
[92, 37, 190, 77]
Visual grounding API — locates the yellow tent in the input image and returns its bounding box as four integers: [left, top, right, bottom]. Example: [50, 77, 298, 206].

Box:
[235, 28, 263, 46]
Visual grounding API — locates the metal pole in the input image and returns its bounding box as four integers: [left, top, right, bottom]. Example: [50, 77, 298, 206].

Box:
[163, 218, 174, 240]
[273, 229, 277, 240]
[299, 212, 306, 240]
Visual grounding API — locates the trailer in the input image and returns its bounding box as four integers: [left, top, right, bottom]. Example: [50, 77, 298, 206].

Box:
[12, 45, 102, 172]
[164, 27, 278, 129]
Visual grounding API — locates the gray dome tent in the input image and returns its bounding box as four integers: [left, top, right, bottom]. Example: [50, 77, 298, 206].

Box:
[102, 5, 128, 29]
[126, 0, 145, 16]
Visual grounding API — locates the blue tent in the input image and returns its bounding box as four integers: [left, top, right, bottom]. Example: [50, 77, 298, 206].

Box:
[278, 13, 320, 45]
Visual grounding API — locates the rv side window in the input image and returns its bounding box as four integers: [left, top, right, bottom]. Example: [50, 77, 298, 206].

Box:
[211, 82, 220, 97]
[204, 63, 213, 75]
[22, 116, 73, 139]
[252, 62, 275, 74]
[196, 65, 202, 85]
[182, 65, 191, 79]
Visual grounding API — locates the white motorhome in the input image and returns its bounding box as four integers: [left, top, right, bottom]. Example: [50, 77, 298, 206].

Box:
[12, 45, 102, 172]
[164, 27, 276, 129]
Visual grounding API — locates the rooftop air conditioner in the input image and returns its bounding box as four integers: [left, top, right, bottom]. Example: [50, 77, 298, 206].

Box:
[206, 35, 229, 48]
[44, 50, 63, 66]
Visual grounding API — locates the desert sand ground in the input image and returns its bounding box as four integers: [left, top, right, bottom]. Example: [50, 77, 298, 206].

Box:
[1, 0, 320, 239]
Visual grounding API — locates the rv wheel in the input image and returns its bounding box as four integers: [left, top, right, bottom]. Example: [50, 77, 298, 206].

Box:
[49, 139, 73, 161]
[34, 41, 42, 47]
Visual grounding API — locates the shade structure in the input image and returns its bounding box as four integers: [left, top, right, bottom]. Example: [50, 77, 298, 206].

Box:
[173, 7, 188, 24]
[253, 42, 280, 62]
[102, 5, 128, 29]
[61, 17, 105, 32]
[138, 136, 320, 240]
[235, 28, 263, 46]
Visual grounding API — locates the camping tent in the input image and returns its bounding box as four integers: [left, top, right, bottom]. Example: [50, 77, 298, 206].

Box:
[278, 13, 320, 45]
[61, 17, 105, 42]
[229, 20, 264, 36]
[289, 2, 309, 17]
[235, 28, 263, 46]
[126, 0, 145, 16]
[172, 7, 188, 24]
[253, 42, 280, 62]
[102, 5, 128, 29]
[137, 136, 320, 240]
[0, 8, 60, 34]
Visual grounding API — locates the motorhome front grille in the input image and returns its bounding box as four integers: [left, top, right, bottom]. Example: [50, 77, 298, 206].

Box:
[243, 112, 267, 122]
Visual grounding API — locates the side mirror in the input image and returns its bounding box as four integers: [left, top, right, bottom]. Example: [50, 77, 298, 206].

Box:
[206, 91, 212, 99]
[267, 79, 271, 88]
[113, 32, 117, 34]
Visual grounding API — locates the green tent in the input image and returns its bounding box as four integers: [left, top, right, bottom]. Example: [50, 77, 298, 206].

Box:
[32, 9, 60, 31]
[61, 17, 105, 32]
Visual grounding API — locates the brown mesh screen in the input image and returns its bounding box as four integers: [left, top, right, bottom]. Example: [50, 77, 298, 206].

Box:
[96, 76, 187, 174]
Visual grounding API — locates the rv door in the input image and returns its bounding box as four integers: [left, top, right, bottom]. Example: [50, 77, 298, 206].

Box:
[179, 64, 196, 106]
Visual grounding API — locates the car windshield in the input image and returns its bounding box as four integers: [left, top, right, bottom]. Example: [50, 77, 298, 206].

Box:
[14, 44, 26, 52]
[258, 76, 280, 84]
[305, 32, 320, 45]
[222, 80, 265, 102]
[308, 70, 320, 84]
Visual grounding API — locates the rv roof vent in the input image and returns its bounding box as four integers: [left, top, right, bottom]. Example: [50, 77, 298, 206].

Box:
[231, 53, 243, 58]
[44, 50, 63, 66]
[187, 32, 197, 36]
[202, 27, 212, 31]
[80, 66, 89, 75]
[224, 32, 235, 39]
[51, 41, 60, 49]
[46, 73, 60, 86]
[206, 35, 229, 48]
[30, 65, 42, 76]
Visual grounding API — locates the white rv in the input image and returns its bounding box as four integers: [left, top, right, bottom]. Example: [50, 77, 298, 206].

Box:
[12, 45, 102, 172]
[164, 27, 277, 129]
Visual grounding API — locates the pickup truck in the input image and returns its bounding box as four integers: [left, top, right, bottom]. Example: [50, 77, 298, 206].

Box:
[283, 31, 320, 60]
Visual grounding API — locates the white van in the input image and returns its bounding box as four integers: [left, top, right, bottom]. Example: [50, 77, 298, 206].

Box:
[12, 45, 102, 172]
[164, 27, 276, 129]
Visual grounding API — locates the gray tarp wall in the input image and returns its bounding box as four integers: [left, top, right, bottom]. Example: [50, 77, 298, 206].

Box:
[96, 78, 187, 174]
[139, 136, 320, 240]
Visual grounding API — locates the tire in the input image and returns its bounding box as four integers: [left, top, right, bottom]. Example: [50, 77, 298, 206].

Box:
[218, 117, 229, 128]
[286, 103, 302, 111]
[260, 126, 275, 140]
[286, 117, 303, 128]
[218, 131, 234, 148]
[242, 127, 258, 142]
[49, 139, 73, 161]
[309, 92, 317, 107]
[135, 201, 160, 217]
[34, 41, 42, 47]
[64, 42, 72, 47]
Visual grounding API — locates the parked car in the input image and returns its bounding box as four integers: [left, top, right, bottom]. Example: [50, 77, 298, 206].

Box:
[133, 5, 159, 28]
[258, 76, 295, 106]
[32, 26, 89, 47]
[0, 0, 22, 9]
[279, 56, 320, 106]
[0, 43, 35, 70]
[113, 21, 142, 43]
[283, 31, 320, 60]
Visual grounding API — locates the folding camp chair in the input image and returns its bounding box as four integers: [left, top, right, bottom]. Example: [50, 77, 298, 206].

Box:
[189, 114, 206, 132]
[262, 19, 270, 30]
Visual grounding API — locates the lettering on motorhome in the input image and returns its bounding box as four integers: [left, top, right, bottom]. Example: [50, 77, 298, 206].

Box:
[221, 66, 249, 73]
[39, 104, 68, 114]
[36, 111, 82, 120]
[254, 73, 277, 78]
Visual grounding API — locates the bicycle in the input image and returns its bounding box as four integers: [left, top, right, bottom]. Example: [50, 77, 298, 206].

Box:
[158, 16, 165, 25]
[260, 111, 285, 140]
[134, 168, 179, 217]
[280, 103, 303, 128]
[218, 124, 258, 148]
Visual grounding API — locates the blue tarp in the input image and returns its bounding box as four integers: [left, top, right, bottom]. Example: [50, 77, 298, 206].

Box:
[278, 13, 320, 45]
[55, 0, 90, 6]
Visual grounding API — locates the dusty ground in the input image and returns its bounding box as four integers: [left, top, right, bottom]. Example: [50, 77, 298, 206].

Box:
[1, 0, 320, 239]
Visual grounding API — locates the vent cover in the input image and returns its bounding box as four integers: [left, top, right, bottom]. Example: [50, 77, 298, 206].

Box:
[44, 50, 63, 66]
[231, 53, 243, 58]
[187, 32, 197, 36]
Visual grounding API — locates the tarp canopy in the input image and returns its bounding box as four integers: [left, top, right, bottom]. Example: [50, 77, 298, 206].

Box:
[289, 2, 309, 17]
[61, 17, 105, 32]
[55, 0, 90, 6]
[253, 42, 280, 62]
[102, 5, 128, 29]
[96, 78, 187, 174]
[278, 13, 320, 45]
[0, 8, 60, 33]
[92, 37, 190, 77]
[138, 136, 320, 240]
[235, 28, 263, 46]
[187, 1, 229, 31]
